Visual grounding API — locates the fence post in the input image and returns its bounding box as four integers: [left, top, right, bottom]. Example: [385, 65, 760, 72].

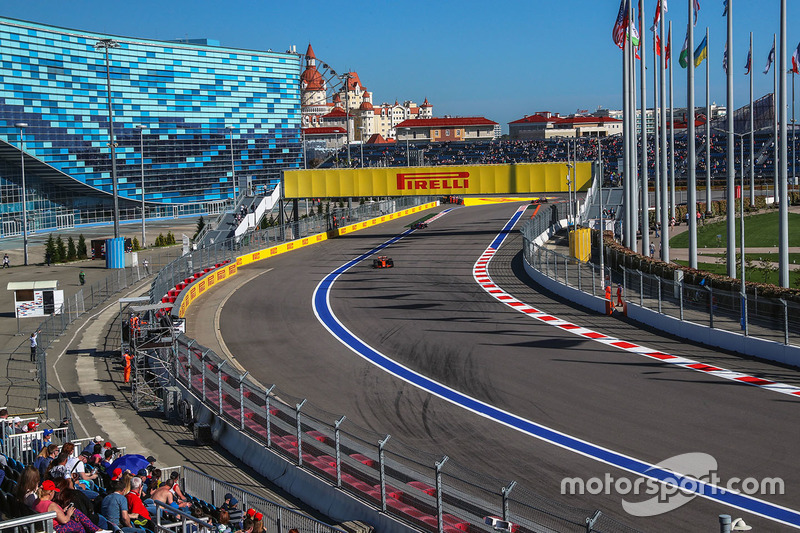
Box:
[238, 372, 249, 431]
[591, 264, 595, 295]
[564, 257, 568, 286]
[295, 399, 307, 466]
[709, 287, 714, 329]
[782, 299, 790, 345]
[378, 435, 391, 512]
[578, 260, 582, 292]
[435, 456, 449, 533]
[742, 293, 749, 337]
[201, 355, 207, 403]
[639, 271, 643, 307]
[679, 278, 684, 321]
[264, 384, 275, 447]
[216, 361, 226, 416]
[502, 481, 517, 521]
[334, 415, 345, 488]
[657, 278, 662, 314]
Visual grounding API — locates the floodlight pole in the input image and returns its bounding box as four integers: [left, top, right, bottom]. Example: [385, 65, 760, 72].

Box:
[95, 38, 121, 239]
[779, 0, 789, 287]
[15, 123, 28, 265]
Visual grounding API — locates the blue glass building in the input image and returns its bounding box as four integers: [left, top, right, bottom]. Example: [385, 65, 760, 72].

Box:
[0, 16, 301, 235]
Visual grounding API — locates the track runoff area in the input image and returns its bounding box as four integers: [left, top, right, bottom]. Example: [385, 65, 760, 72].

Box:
[312, 200, 800, 529]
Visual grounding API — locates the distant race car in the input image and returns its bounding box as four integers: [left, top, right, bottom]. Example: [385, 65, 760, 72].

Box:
[411, 222, 428, 229]
[372, 256, 394, 269]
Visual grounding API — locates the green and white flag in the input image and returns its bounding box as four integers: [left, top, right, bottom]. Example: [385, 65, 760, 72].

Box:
[679, 31, 690, 68]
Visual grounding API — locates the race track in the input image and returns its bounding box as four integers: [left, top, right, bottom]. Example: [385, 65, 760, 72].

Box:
[210, 202, 800, 531]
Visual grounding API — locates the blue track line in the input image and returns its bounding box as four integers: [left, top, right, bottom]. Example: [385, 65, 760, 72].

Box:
[311, 206, 800, 528]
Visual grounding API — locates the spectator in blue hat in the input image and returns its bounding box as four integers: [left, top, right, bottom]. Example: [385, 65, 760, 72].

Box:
[31, 428, 54, 454]
[220, 493, 242, 528]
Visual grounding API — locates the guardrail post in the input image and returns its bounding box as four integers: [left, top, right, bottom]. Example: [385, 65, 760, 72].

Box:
[657, 278, 662, 314]
[591, 263, 595, 295]
[742, 293, 749, 337]
[435, 456, 448, 533]
[201, 356, 207, 403]
[586, 510, 602, 533]
[708, 287, 714, 329]
[264, 384, 275, 447]
[577, 261, 582, 291]
[217, 361, 227, 416]
[378, 434, 391, 512]
[679, 278, 684, 321]
[782, 299, 789, 345]
[501, 480, 517, 521]
[639, 271, 643, 307]
[238, 371, 249, 431]
[334, 415, 346, 488]
[564, 257, 568, 286]
[295, 399, 307, 466]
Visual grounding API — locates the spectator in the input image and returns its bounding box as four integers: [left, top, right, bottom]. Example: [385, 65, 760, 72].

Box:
[54, 477, 100, 527]
[47, 452, 71, 480]
[221, 494, 243, 527]
[126, 476, 155, 531]
[101, 478, 142, 533]
[167, 470, 188, 504]
[145, 455, 157, 473]
[3, 253, 9, 268]
[32, 479, 107, 533]
[215, 509, 232, 533]
[16, 465, 40, 508]
[32, 428, 54, 453]
[148, 468, 162, 490]
[34, 444, 59, 478]
[237, 517, 254, 533]
[82, 436, 104, 456]
[24, 420, 39, 433]
[30, 329, 40, 362]
[252, 513, 264, 533]
[150, 481, 191, 510]
[101, 449, 114, 473]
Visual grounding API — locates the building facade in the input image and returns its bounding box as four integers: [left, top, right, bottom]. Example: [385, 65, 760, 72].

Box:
[0, 16, 301, 236]
[509, 112, 622, 140]
[395, 117, 498, 142]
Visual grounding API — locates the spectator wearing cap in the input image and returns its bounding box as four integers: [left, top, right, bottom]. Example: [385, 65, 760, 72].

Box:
[82, 436, 103, 456]
[33, 479, 107, 533]
[252, 512, 264, 533]
[31, 428, 53, 454]
[24, 420, 40, 433]
[101, 478, 143, 533]
[221, 494, 242, 527]
[145, 455, 156, 473]
[10, 416, 23, 434]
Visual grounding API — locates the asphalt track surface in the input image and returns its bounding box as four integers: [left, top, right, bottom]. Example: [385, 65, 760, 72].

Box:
[217, 202, 800, 532]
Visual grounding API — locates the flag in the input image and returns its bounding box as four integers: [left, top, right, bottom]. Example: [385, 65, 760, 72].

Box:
[793, 41, 800, 74]
[612, 0, 630, 49]
[764, 41, 775, 74]
[723, 41, 728, 73]
[722, 0, 727, 16]
[656, 33, 662, 56]
[651, 0, 668, 31]
[745, 47, 752, 75]
[679, 31, 690, 68]
[693, 0, 701, 25]
[694, 35, 708, 68]
[666, 31, 671, 65]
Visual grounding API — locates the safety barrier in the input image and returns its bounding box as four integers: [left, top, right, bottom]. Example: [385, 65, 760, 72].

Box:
[0, 511, 56, 532]
[521, 205, 800, 367]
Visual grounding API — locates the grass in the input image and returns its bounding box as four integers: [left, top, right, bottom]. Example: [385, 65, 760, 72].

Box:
[670, 211, 800, 249]
[674, 260, 800, 286]
[701, 252, 800, 264]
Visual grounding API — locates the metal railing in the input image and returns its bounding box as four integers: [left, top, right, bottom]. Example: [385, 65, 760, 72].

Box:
[169, 331, 639, 533]
[521, 205, 800, 348]
[0, 511, 56, 533]
[180, 466, 346, 533]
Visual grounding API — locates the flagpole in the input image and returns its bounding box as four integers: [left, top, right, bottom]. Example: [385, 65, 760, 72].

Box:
[640, 0, 649, 257]
[623, 14, 632, 247]
[660, 5, 670, 262]
[750, 32, 755, 207]
[726, 0, 735, 278]
[706, 27, 712, 215]
[687, 0, 698, 269]
[669, 22, 676, 223]
[631, 24, 640, 252]
[779, 0, 789, 287]
[654, 28, 661, 228]
[773, 34, 779, 201]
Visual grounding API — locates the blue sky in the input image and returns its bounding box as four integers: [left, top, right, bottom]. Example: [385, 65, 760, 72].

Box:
[3, 1, 799, 132]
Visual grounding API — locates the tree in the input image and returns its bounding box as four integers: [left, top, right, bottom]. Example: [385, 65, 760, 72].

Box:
[55, 236, 66, 263]
[132, 236, 141, 251]
[155, 233, 165, 247]
[77, 235, 88, 260]
[45, 235, 57, 264]
[67, 236, 77, 261]
[194, 216, 206, 239]
[758, 257, 777, 284]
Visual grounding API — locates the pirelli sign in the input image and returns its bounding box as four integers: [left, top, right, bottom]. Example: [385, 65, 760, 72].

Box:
[283, 162, 591, 198]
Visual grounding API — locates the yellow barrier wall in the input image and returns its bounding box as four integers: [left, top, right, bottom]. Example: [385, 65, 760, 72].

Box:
[284, 162, 591, 199]
[568, 228, 592, 262]
[177, 201, 439, 318]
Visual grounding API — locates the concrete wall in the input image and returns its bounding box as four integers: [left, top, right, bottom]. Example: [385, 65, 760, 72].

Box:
[182, 389, 416, 533]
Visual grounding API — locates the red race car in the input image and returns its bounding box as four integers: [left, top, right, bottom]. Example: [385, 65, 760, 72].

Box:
[372, 256, 394, 268]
